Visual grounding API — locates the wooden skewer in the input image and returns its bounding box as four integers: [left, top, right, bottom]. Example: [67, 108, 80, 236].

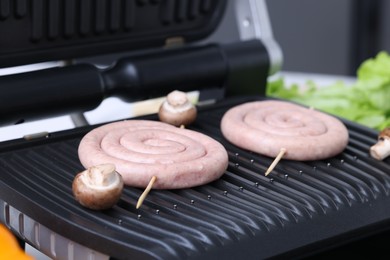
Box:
[136, 176, 157, 209]
[265, 148, 287, 176]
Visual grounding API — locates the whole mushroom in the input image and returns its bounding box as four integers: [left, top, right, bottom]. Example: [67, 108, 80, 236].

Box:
[72, 163, 124, 210]
[158, 90, 197, 127]
[370, 127, 390, 160]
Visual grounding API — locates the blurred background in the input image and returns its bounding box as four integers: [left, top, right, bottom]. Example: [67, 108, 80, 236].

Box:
[266, 0, 389, 75]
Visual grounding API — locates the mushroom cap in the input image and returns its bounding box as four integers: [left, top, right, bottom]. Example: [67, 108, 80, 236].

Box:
[159, 104, 197, 127]
[72, 163, 124, 210]
[158, 90, 197, 127]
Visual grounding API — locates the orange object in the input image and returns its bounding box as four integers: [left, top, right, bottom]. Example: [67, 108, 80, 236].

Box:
[0, 224, 33, 260]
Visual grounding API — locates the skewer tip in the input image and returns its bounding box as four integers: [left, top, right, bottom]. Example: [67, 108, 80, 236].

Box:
[265, 148, 287, 176]
[136, 176, 157, 209]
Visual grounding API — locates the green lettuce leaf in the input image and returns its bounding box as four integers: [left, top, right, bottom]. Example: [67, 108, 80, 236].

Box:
[267, 51, 390, 130]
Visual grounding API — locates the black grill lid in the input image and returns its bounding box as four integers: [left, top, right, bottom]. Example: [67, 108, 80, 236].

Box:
[0, 96, 389, 259]
[0, 0, 227, 67]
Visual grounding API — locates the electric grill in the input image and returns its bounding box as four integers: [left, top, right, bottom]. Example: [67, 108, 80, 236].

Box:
[0, 1, 389, 259]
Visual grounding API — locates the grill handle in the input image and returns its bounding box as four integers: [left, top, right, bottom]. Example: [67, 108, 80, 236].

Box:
[103, 43, 227, 101]
[0, 40, 269, 125]
[0, 64, 104, 125]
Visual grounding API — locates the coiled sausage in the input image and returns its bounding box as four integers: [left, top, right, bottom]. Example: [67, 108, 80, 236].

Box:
[78, 120, 228, 189]
[221, 100, 349, 161]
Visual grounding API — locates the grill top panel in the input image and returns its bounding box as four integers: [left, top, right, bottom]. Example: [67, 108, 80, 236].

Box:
[0, 0, 226, 67]
[0, 96, 389, 259]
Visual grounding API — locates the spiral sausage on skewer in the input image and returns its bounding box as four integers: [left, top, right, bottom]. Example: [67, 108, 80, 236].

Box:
[221, 100, 349, 161]
[78, 120, 228, 189]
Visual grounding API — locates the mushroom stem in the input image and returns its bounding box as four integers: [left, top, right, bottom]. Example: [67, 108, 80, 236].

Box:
[136, 176, 157, 209]
[86, 163, 116, 186]
[265, 148, 287, 176]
